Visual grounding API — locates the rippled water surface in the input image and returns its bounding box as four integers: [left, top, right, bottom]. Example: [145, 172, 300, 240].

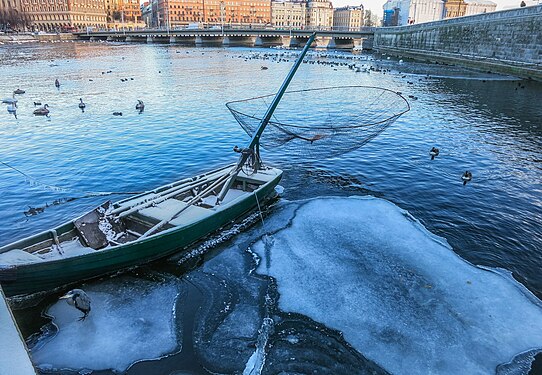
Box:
[1, 41, 541, 374]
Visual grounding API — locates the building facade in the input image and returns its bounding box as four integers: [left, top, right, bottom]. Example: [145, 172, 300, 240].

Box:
[271, 0, 306, 29]
[333, 5, 363, 31]
[0, 0, 24, 30]
[463, 0, 496, 16]
[306, 0, 333, 30]
[20, 0, 107, 31]
[383, 0, 445, 26]
[105, 0, 142, 28]
[444, 0, 466, 18]
[152, 0, 270, 28]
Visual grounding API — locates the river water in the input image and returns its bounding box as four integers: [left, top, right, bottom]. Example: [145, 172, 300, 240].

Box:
[1, 41, 541, 374]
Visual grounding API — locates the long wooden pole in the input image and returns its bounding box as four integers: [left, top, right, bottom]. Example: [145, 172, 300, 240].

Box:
[216, 32, 316, 203]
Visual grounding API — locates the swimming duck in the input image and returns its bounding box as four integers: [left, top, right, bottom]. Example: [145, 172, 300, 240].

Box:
[461, 171, 472, 185]
[261, 66, 268, 70]
[113, 112, 122, 116]
[55, 79, 60, 88]
[33, 101, 42, 106]
[13, 88, 25, 95]
[33, 104, 50, 116]
[430, 147, 439, 160]
[78, 98, 86, 111]
[135, 100, 144, 112]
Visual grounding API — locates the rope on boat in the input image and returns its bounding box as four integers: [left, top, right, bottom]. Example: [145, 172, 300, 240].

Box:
[1, 160, 143, 216]
[1, 160, 143, 197]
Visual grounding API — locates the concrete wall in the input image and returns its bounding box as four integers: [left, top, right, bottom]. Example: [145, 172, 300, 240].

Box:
[374, 5, 542, 80]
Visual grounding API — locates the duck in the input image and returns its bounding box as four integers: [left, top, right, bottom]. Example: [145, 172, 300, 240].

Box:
[33, 104, 50, 116]
[430, 147, 439, 160]
[33, 101, 42, 106]
[135, 100, 144, 112]
[261, 66, 268, 70]
[55, 79, 60, 88]
[13, 88, 25, 95]
[78, 98, 86, 110]
[113, 112, 123, 116]
[461, 171, 472, 185]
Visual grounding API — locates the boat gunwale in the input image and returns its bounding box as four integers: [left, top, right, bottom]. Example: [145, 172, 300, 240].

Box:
[0, 167, 283, 269]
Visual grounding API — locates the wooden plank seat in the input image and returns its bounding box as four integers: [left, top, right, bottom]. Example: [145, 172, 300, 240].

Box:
[137, 198, 212, 227]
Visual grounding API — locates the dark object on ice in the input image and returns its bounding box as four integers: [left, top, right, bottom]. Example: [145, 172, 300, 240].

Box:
[461, 171, 472, 185]
[78, 98, 86, 111]
[60, 289, 91, 321]
[13, 89, 25, 95]
[55, 79, 60, 88]
[113, 112, 123, 116]
[136, 100, 144, 112]
[430, 147, 439, 160]
[261, 66, 268, 70]
[33, 102, 42, 106]
[520, 1, 526, 6]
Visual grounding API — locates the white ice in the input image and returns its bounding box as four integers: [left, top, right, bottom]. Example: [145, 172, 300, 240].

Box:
[31, 277, 181, 372]
[252, 196, 542, 374]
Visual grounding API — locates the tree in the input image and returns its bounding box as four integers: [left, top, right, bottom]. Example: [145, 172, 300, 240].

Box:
[363, 10, 380, 27]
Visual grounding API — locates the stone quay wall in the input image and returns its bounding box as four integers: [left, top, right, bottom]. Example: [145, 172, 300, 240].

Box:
[374, 5, 542, 80]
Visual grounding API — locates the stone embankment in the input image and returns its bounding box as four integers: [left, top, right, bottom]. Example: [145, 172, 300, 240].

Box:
[374, 5, 542, 80]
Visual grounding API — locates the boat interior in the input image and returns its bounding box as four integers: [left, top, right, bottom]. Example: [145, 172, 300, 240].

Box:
[0, 166, 280, 265]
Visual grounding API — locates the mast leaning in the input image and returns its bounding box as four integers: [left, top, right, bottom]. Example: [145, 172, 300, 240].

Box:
[216, 32, 317, 203]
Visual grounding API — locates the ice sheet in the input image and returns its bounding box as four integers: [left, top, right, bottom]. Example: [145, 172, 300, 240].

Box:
[252, 196, 542, 374]
[30, 276, 181, 372]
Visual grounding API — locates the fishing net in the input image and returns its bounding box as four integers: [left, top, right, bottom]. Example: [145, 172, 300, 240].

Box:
[227, 86, 410, 159]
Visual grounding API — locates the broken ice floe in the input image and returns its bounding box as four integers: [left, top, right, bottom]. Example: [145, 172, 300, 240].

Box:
[251, 196, 542, 374]
[30, 276, 181, 372]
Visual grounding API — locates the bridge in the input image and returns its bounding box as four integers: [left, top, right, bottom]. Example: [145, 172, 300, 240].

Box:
[75, 28, 376, 50]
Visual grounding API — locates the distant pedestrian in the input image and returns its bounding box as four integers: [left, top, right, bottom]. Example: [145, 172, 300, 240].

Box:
[520, 1, 526, 6]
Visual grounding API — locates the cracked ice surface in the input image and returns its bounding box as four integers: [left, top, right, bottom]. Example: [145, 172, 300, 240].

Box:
[30, 276, 181, 372]
[252, 196, 542, 374]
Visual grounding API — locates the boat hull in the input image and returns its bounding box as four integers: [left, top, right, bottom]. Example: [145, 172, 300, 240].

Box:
[0, 168, 282, 297]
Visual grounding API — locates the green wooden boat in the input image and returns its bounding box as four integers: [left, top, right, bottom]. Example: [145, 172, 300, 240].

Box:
[0, 33, 317, 298]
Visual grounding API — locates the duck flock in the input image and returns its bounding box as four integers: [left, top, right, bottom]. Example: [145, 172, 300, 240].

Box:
[2, 46, 481, 185]
[2, 79, 144, 120]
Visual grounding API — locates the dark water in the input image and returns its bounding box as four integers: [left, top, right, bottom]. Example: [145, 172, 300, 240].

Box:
[1, 41, 541, 374]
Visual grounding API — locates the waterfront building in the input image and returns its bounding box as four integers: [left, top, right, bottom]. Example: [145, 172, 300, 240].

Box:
[154, 0, 270, 28]
[0, 0, 25, 30]
[306, 0, 333, 30]
[444, 0, 466, 18]
[141, 1, 153, 27]
[333, 5, 364, 31]
[271, 0, 306, 29]
[382, 0, 444, 26]
[20, 0, 107, 32]
[463, 0, 496, 16]
[105, 0, 143, 29]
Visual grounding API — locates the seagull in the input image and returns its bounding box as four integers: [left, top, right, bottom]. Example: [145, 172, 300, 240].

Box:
[60, 289, 91, 321]
[78, 98, 86, 111]
[461, 171, 472, 185]
[2, 94, 17, 105]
